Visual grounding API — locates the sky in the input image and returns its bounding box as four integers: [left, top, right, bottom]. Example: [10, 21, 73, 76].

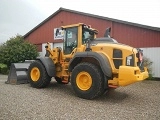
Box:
[0, 0, 160, 43]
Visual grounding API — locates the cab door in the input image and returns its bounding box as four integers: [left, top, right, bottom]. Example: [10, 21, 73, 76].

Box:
[63, 27, 78, 55]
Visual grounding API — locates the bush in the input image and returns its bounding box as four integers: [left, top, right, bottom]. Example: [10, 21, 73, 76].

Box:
[0, 35, 39, 67]
[143, 56, 154, 80]
[0, 63, 8, 74]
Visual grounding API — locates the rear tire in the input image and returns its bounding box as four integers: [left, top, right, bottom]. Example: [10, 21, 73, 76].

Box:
[71, 62, 104, 99]
[28, 60, 51, 88]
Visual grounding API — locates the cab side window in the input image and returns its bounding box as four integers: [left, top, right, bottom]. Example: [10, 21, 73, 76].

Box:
[82, 29, 94, 44]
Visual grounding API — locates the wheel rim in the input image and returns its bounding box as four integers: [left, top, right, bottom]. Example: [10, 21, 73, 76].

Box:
[76, 71, 92, 90]
[30, 67, 40, 81]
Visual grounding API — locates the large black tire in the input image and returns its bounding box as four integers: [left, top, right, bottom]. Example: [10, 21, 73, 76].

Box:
[71, 62, 104, 99]
[28, 60, 51, 88]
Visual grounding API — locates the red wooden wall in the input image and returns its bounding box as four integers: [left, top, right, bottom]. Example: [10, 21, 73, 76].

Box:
[25, 10, 160, 51]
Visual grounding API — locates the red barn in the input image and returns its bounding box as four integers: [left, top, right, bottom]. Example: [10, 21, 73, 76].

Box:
[24, 7, 160, 77]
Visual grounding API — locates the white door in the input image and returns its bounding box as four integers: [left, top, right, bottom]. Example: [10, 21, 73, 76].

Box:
[141, 47, 160, 78]
[53, 43, 63, 50]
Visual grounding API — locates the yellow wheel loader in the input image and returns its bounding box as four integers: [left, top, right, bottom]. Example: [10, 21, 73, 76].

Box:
[27, 23, 148, 99]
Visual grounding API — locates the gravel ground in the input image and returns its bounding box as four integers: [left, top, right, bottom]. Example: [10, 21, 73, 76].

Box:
[0, 74, 160, 120]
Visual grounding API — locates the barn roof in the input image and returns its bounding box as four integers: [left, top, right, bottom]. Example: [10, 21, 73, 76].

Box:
[24, 7, 160, 38]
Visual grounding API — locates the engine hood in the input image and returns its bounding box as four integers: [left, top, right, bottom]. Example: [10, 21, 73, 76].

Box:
[91, 37, 118, 44]
[90, 37, 134, 51]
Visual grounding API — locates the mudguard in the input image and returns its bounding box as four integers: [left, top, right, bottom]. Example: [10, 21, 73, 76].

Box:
[69, 52, 112, 77]
[36, 57, 56, 77]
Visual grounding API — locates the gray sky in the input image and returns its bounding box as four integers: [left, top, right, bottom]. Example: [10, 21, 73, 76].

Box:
[0, 0, 160, 43]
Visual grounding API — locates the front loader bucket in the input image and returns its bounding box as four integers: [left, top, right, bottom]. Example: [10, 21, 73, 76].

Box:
[5, 61, 33, 85]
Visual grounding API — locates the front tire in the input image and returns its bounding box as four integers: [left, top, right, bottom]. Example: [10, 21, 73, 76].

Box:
[28, 60, 51, 88]
[71, 62, 104, 99]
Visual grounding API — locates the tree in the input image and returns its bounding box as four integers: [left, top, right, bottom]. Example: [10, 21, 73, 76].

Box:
[0, 35, 39, 67]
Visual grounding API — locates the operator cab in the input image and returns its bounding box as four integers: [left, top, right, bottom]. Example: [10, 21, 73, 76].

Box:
[62, 24, 98, 55]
